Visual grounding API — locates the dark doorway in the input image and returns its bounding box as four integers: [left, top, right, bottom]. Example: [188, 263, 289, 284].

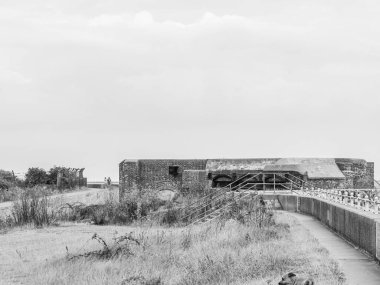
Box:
[212, 175, 232, 188]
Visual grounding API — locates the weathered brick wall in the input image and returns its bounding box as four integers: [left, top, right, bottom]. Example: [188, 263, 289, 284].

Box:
[119, 158, 375, 200]
[182, 170, 208, 195]
[365, 162, 375, 188]
[306, 179, 345, 189]
[138, 160, 207, 190]
[335, 158, 374, 189]
[119, 159, 208, 200]
[119, 160, 139, 200]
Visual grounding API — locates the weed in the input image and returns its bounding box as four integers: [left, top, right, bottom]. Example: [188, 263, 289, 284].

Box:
[68, 232, 141, 260]
[180, 230, 192, 250]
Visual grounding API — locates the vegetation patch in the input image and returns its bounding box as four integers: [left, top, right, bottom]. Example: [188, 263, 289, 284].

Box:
[24, 211, 346, 285]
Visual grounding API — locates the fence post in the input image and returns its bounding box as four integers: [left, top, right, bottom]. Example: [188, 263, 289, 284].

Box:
[364, 195, 370, 211]
[343, 191, 348, 205]
[350, 192, 354, 207]
[357, 193, 362, 209]
[374, 197, 379, 214]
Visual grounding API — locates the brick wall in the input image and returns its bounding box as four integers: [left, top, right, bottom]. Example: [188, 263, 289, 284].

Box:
[182, 170, 208, 195]
[335, 158, 374, 189]
[119, 160, 139, 200]
[365, 162, 375, 188]
[119, 158, 375, 201]
[306, 179, 345, 189]
[119, 159, 207, 199]
[138, 159, 207, 190]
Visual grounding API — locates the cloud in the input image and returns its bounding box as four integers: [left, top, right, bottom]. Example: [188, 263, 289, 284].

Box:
[1, 1, 380, 180]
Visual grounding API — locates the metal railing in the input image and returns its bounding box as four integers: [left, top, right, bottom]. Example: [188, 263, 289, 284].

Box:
[276, 172, 313, 190]
[181, 173, 261, 222]
[187, 191, 258, 227]
[301, 188, 380, 214]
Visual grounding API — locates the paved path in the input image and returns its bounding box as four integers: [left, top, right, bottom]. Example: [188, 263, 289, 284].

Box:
[287, 212, 380, 285]
[0, 187, 119, 219]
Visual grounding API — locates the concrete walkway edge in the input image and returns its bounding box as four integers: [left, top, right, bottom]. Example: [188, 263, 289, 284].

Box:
[286, 211, 380, 285]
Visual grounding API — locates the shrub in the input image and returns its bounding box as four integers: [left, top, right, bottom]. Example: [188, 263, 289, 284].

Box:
[219, 194, 274, 228]
[47, 166, 61, 186]
[155, 202, 181, 225]
[0, 169, 21, 190]
[0, 177, 12, 190]
[59, 199, 137, 225]
[11, 190, 56, 227]
[47, 166, 76, 189]
[25, 167, 48, 187]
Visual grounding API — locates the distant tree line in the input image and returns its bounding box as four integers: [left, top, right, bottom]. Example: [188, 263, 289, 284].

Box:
[0, 166, 81, 189]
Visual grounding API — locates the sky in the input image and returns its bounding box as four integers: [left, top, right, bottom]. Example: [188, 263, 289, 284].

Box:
[1, 0, 380, 181]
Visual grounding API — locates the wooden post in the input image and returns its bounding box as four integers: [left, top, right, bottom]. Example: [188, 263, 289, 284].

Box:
[11, 170, 16, 187]
[262, 174, 266, 191]
[57, 170, 62, 189]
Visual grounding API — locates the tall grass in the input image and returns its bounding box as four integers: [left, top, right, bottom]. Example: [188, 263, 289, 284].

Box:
[27, 211, 345, 285]
[11, 190, 56, 227]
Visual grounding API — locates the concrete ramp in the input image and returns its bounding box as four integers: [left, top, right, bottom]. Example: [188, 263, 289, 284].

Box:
[288, 212, 380, 285]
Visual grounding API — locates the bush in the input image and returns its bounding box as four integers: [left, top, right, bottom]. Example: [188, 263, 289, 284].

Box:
[59, 189, 176, 226]
[47, 166, 75, 189]
[59, 199, 138, 225]
[219, 194, 274, 228]
[11, 190, 56, 227]
[0, 169, 21, 190]
[0, 177, 12, 190]
[47, 166, 61, 186]
[155, 202, 181, 225]
[25, 167, 48, 187]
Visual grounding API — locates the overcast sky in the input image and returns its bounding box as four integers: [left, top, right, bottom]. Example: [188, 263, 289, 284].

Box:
[1, 0, 379, 181]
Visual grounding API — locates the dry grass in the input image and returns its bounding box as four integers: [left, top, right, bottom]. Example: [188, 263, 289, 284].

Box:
[0, 212, 345, 285]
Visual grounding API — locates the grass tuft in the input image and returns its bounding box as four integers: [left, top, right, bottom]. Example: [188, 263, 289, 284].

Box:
[11, 191, 56, 227]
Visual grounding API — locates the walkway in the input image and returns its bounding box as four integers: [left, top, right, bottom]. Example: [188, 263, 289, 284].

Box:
[287, 212, 380, 285]
[0, 187, 119, 219]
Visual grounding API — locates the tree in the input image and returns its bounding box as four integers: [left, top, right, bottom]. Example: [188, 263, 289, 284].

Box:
[25, 167, 48, 187]
[0, 170, 15, 190]
[47, 166, 64, 186]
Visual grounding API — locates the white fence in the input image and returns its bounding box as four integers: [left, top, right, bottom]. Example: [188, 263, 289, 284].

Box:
[302, 188, 380, 214]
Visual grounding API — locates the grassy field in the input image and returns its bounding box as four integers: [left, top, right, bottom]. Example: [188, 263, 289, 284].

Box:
[0, 211, 345, 285]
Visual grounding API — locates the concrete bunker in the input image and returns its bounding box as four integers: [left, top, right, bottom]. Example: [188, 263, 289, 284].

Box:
[119, 158, 375, 200]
